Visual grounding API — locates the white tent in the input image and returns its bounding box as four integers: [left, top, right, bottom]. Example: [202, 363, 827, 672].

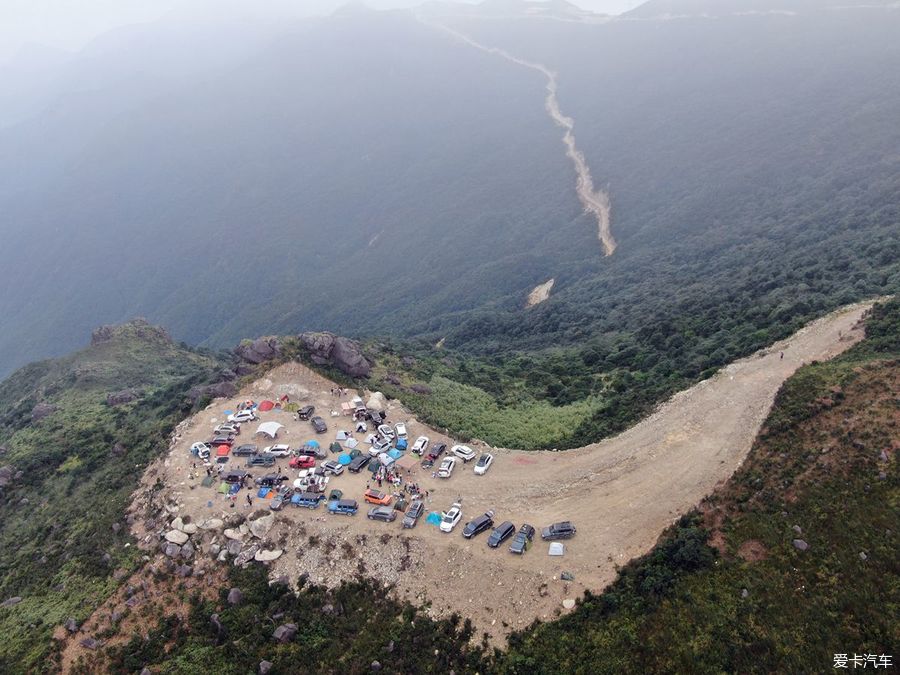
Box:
[256, 421, 284, 439]
[355, 421, 368, 433]
[378, 452, 395, 467]
[335, 430, 349, 441]
[548, 542, 565, 556]
[344, 438, 359, 449]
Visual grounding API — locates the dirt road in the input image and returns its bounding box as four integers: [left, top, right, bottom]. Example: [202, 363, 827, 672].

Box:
[140, 301, 872, 642]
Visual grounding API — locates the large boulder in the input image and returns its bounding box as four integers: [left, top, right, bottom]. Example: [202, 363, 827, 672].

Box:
[0, 465, 16, 488]
[249, 514, 274, 539]
[165, 530, 189, 545]
[273, 623, 297, 643]
[236, 337, 282, 365]
[189, 381, 239, 402]
[298, 332, 372, 378]
[31, 403, 57, 421]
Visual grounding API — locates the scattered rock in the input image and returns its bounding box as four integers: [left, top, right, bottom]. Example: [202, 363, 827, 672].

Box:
[164, 543, 182, 558]
[101, 552, 112, 565]
[182, 523, 198, 535]
[64, 618, 79, 633]
[791, 525, 802, 535]
[180, 541, 195, 560]
[79, 638, 102, 650]
[31, 403, 58, 421]
[270, 575, 290, 587]
[140, 668, 152, 675]
[171, 517, 185, 532]
[111, 522, 122, 534]
[227, 588, 243, 606]
[259, 661, 273, 675]
[371, 661, 382, 671]
[792, 539, 809, 551]
[210, 613, 227, 642]
[235, 545, 260, 567]
[560, 571, 575, 581]
[110, 443, 127, 457]
[561, 599, 576, 610]
[409, 383, 432, 395]
[859, 552, 868, 561]
[273, 623, 297, 643]
[224, 528, 244, 541]
[249, 514, 274, 539]
[741, 588, 749, 599]
[226, 539, 243, 556]
[254, 549, 283, 562]
[165, 530, 189, 545]
[112, 569, 128, 581]
[176, 565, 193, 578]
[106, 389, 138, 406]
[384, 640, 395, 653]
[199, 518, 224, 531]
[0, 465, 17, 487]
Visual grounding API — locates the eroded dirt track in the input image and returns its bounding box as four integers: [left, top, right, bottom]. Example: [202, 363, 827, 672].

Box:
[136, 302, 871, 643]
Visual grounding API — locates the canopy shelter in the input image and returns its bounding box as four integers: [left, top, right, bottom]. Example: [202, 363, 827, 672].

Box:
[258, 400, 276, 412]
[256, 422, 284, 438]
[394, 454, 418, 472]
[548, 542, 565, 556]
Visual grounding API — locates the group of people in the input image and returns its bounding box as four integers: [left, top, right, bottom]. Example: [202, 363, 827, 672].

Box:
[329, 387, 348, 397]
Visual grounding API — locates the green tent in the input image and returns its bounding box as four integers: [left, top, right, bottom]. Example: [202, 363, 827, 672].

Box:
[217, 482, 229, 494]
[330, 442, 342, 454]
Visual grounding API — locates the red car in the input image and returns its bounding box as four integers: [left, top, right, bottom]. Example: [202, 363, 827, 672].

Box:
[289, 455, 316, 470]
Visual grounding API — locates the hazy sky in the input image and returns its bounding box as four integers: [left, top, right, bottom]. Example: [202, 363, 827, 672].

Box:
[0, 0, 646, 63]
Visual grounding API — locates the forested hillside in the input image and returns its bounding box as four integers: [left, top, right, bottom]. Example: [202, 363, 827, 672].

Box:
[1, 1, 898, 384]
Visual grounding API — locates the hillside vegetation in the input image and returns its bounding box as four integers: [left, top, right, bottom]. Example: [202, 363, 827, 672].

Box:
[0, 321, 226, 672]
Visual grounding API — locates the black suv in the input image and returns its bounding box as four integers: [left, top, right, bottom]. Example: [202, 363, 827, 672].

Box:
[223, 471, 248, 484]
[541, 521, 577, 540]
[232, 444, 258, 457]
[255, 473, 288, 487]
[310, 416, 327, 433]
[462, 512, 494, 539]
[348, 455, 371, 473]
[487, 521, 516, 548]
[297, 405, 315, 420]
[402, 500, 425, 529]
[509, 524, 536, 554]
[246, 454, 276, 467]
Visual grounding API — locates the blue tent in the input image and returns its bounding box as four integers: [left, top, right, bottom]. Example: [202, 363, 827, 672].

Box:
[228, 483, 241, 495]
[257, 487, 270, 498]
[387, 448, 403, 460]
[425, 512, 442, 526]
[337, 454, 352, 465]
[306, 439, 320, 448]
[396, 438, 408, 451]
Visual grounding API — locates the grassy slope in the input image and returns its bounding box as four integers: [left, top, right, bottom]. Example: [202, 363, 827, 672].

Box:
[496, 299, 900, 673]
[0, 322, 225, 672]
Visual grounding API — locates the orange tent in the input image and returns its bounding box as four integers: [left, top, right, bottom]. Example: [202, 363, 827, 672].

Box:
[258, 400, 275, 412]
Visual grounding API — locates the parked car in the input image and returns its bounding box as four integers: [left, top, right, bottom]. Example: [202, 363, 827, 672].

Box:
[247, 453, 276, 467]
[214, 422, 240, 435]
[209, 435, 235, 447]
[377, 424, 395, 441]
[473, 454, 495, 476]
[223, 471, 248, 484]
[541, 521, 577, 540]
[411, 436, 429, 455]
[367, 505, 397, 522]
[451, 444, 476, 463]
[509, 524, 536, 554]
[232, 444, 258, 457]
[322, 460, 344, 476]
[297, 405, 315, 420]
[328, 498, 359, 515]
[294, 445, 318, 459]
[437, 456, 457, 478]
[348, 455, 371, 473]
[487, 521, 516, 548]
[263, 444, 291, 457]
[191, 442, 211, 459]
[463, 511, 495, 539]
[228, 410, 257, 423]
[440, 503, 463, 533]
[289, 455, 316, 469]
[402, 500, 424, 528]
[255, 473, 288, 487]
[427, 443, 447, 462]
[370, 436, 392, 455]
[364, 489, 392, 506]
[394, 421, 408, 439]
[310, 416, 328, 433]
[291, 492, 325, 509]
[270, 492, 287, 511]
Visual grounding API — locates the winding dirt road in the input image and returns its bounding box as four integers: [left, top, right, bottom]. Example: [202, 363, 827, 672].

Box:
[421, 17, 617, 256]
[145, 302, 873, 642]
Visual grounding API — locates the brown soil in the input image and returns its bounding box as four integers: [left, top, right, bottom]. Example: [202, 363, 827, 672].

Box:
[737, 539, 769, 562]
[127, 301, 872, 644]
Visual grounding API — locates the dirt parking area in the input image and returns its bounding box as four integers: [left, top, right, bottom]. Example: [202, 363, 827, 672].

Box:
[137, 302, 872, 642]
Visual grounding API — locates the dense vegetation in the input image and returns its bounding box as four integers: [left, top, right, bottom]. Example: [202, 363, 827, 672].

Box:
[0, 322, 226, 672]
[83, 568, 486, 675]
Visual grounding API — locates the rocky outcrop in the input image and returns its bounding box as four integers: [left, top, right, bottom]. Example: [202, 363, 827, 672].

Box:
[0, 465, 16, 488]
[273, 623, 297, 643]
[91, 318, 171, 346]
[236, 337, 282, 365]
[31, 403, 57, 421]
[106, 389, 139, 406]
[299, 332, 372, 378]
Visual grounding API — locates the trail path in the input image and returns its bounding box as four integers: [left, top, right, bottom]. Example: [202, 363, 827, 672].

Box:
[142, 301, 872, 642]
[420, 16, 617, 255]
